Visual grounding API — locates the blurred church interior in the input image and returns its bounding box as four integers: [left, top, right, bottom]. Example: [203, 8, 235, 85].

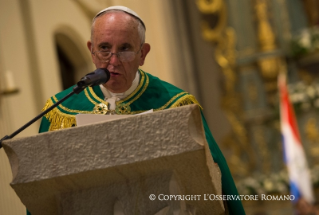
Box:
[1, 0, 319, 214]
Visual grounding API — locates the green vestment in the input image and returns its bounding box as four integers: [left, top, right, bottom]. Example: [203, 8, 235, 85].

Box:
[36, 70, 245, 214]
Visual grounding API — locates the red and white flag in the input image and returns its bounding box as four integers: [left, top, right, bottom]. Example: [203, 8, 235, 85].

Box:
[278, 72, 314, 204]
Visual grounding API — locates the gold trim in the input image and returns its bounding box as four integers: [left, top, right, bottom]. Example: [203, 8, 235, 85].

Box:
[196, 0, 222, 14]
[84, 88, 99, 105]
[255, 0, 276, 51]
[128, 72, 149, 105]
[155, 92, 187, 111]
[117, 69, 146, 104]
[115, 104, 132, 114]
[115, 71, 149, 114]
[52, 96, 93, 114]
[87, 87, 108, 104]
[128, 92, 202, 114]
[93, 103, 109, 115]
[86, 70, 147, 113]
[87, 70, 146, 105]
[42, 98, 76, 131]
[170, 94, 203, 110]
[201, 3, 227, 42]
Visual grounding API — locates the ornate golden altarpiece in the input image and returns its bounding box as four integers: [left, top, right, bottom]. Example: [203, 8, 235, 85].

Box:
[196, 0, 319, 214]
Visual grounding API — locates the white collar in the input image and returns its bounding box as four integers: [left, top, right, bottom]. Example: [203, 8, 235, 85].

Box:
[99, 71, 140, 100]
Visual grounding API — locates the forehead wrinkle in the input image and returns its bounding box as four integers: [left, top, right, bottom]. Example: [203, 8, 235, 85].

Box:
[94, 12, 137, 34]
[92, 13, 140, 49]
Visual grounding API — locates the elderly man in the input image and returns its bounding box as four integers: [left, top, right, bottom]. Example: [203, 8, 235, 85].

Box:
[38, 6, 245, 214]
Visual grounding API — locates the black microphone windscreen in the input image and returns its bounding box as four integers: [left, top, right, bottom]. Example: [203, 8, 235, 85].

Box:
[78, 68, 110, 87]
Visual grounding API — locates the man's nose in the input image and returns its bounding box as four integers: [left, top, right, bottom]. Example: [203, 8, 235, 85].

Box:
[108, 53, 121, 65]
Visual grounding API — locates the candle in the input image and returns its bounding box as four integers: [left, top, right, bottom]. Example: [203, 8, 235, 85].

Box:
[5, 71, 16, 90]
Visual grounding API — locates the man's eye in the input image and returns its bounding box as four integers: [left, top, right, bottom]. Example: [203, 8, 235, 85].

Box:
[120, 44, 132, 52]
[99, 46, 109, 51]
[120, 47, 129, 52]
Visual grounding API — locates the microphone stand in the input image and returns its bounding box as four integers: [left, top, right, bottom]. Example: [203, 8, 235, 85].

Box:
[0, 84, 85, 149]
[0, 68, 110, 149]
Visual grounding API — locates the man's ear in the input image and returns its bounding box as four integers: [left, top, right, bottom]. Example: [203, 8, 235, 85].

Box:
[139, 43, 151, 66]
[87, 40, 96, 64]
[87, 40, 93, 53]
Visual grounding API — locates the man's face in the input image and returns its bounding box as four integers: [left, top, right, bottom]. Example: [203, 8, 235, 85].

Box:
[87, 12, 150, 93]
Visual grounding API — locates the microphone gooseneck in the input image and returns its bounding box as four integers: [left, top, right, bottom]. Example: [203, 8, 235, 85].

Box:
[0, 68, 111, 148]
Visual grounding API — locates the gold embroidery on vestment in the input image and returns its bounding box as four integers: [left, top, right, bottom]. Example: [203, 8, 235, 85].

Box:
[117, 69, 146, 104]
[86, 70, 147, 115]
[170, 94, 202, 109]
[84, 88, 99, 105]
[42, 98, 77, 131]
[52, 96, 93, 114]
[115, 71, 149, 114]
[155, 92, 188, 111]
[93, 103, 109, 115]
[87, 87, 108, 104]
[129, 92, 202, 114]
[42, 70, 202, 131]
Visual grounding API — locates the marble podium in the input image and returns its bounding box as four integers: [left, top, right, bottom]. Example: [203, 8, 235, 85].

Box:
[2, 105, 225, 215]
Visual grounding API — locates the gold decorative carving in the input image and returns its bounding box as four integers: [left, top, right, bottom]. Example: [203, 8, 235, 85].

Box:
[196, 0, 223, 14]
[301, 0, 319, 27]
[304, 117, 319, 159]
[254, 0, 285, 106]
[258, 57, 281, 81]
[247, 79, 258, 104]
[196, 0, 290, 178]
[200, 1, 227, 42]
[201, 20, 226, 43]
[196, 0, 256, 177]
[93, 103, 109, 115]
[238, 48, 256, 59]
[305, 117, 319, 157]
[305, 118, 319, 143]
[255, 0, 276, 51]
[215, 28, 237, 92]
[254, 127, 271, 173]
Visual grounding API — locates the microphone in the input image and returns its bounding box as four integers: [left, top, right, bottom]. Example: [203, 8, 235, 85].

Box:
[77, 68, 110, 88]
[0, 68, 111, 148]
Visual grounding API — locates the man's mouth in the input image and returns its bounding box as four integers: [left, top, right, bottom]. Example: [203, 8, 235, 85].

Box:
[110, 72, 120, 77]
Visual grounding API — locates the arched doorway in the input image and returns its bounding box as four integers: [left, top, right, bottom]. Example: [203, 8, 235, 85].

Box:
[55, 42, 76, 90]
[54, 26, 93, 90]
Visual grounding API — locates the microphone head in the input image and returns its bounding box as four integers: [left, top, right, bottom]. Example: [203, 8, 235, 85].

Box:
[94, 68, 110, 85]
[77, 68, 110, 88]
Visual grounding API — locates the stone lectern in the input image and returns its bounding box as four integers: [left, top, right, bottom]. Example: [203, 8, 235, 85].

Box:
[2, 105, 225, 215]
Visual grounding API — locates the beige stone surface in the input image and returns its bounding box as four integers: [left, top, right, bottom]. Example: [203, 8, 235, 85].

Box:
[3, 105, 224, 215]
